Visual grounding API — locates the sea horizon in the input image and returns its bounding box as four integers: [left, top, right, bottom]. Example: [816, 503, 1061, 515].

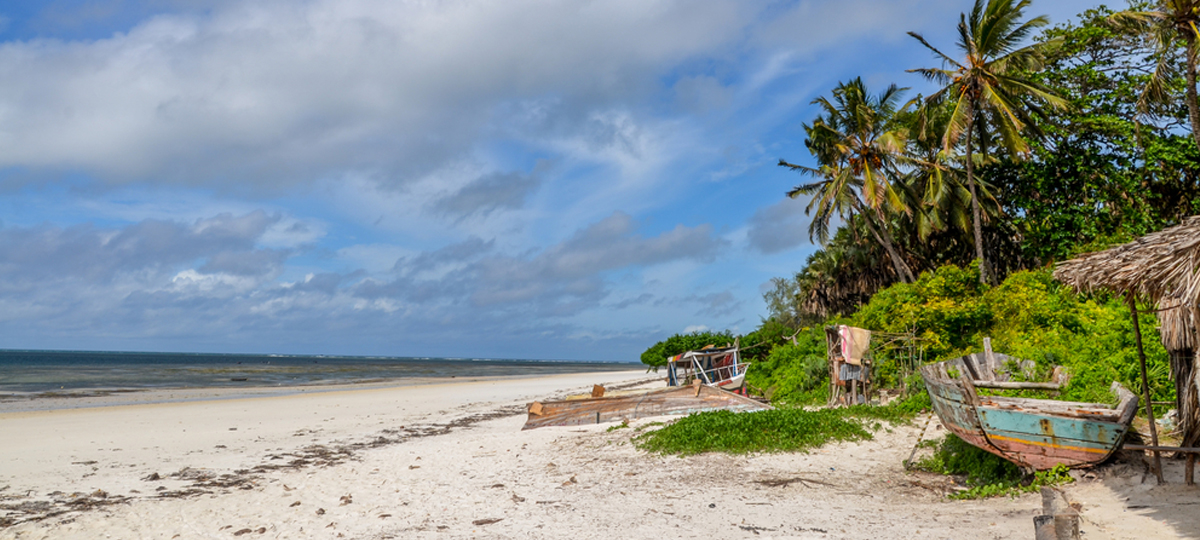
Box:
[0, 348, 643, 394]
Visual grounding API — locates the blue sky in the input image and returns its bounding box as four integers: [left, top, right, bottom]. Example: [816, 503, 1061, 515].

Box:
[0, 0, 1103, 361]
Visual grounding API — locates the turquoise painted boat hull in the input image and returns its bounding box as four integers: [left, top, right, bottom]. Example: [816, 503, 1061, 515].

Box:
[921, 353, 1139, 470]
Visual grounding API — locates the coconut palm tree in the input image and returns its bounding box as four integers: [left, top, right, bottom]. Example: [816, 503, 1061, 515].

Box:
[908, 0, 1067, 284]
[900, 101, 1004, 243]
[1110, 0, 1200, 149]
[779, 78, 916, 283]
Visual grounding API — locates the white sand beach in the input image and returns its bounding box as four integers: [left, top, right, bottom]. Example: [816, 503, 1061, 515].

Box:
[1, 371, 1197, 539]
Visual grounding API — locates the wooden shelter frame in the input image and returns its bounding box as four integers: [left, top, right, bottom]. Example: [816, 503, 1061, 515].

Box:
[1053, 216, 1200, 485]
[824, 326, 921, 407]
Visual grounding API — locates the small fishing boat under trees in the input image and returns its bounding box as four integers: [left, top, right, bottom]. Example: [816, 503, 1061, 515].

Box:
[921, 345, 1139, 471]
[665, 344, 750, 392]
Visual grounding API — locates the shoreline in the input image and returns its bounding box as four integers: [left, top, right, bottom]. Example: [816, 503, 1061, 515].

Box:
[0, 371, 648, 413]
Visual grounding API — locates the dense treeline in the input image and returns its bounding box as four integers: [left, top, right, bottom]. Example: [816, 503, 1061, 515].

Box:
[641, 0, 1197, 407]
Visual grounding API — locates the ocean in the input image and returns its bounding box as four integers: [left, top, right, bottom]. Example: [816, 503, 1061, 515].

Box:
[0, 349, 642, 394]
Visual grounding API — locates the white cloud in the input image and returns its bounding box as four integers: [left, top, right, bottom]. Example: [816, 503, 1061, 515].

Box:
[0, 0, 753, 191]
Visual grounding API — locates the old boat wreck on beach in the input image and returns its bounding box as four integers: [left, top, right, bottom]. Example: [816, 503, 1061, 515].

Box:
[921, 345, 1139, 471]
[522, 384, 770, 430]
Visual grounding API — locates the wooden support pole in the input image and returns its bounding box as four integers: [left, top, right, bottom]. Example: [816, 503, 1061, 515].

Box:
[1034, 515, 1056, 540]
[1129, 297, 1165, 484]
[1037, 488, 1081, 540]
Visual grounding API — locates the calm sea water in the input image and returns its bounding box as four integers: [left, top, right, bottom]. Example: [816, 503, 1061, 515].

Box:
[0, 350, 641, 393]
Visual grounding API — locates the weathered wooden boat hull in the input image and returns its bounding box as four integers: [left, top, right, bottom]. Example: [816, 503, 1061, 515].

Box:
[921, 353, 1138, 470]
[713, 372, 746, 391]
[522, 385, 771, 430]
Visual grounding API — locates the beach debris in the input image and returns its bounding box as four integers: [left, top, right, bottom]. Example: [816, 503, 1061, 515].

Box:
[70, 461, 97, 466]
[142, 473, 161, 481]
[232, 528, 253, 536]
[316, 508, 325, 515]
[289, 501, 301, 507]
[754, 476, 833, 489]
[472, 518, 503, 526]
[339, 494, 352, 505]
[378, 513, 391, 519]
[561, 475, 577, 486]
[489, 483, 505, 488]
[511, 493, 525, 503]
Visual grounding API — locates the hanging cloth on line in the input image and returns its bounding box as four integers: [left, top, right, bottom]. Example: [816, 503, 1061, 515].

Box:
[838, 325, 872, 366]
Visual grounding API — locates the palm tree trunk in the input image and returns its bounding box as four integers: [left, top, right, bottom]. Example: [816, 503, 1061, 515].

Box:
[1187, 36, 1200, 151]
[850, 198, 915, 283]
[964, 114, 989, 285]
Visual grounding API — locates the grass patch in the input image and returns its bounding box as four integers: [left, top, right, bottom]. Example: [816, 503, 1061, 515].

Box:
[911, 434, 1073, 499]
[633, 401, 919, 456]
[635, 408, 869, 455]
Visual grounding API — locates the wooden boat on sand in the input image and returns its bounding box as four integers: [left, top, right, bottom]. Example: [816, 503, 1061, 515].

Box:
[921, 350, 1139, 470]
[522, 384, 770, 430]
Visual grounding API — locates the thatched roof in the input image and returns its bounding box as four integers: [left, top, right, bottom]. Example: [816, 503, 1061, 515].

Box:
[1054, 216, 1200, 351]
[1054, 216, 1200, 304]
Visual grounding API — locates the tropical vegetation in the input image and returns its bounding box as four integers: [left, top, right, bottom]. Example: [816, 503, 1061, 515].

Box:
[635, 0, 1200, 495]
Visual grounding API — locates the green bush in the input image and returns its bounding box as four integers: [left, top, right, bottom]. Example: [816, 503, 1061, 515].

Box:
[744, 330, 829, 405]
[739, 318, 798, 362]
[849, 265, 1173, 406]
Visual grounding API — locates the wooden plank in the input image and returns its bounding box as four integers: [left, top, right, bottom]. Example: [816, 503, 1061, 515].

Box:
[973, 381, 1062, 390]
[981, 396, 1117, 418]
[1123, 445, 1200, 453]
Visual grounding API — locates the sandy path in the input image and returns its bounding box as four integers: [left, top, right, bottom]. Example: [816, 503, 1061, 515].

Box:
[2, 372, 1196, 539]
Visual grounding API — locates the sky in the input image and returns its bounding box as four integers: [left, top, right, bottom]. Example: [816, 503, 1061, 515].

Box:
[0, 0, 1104, 361]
